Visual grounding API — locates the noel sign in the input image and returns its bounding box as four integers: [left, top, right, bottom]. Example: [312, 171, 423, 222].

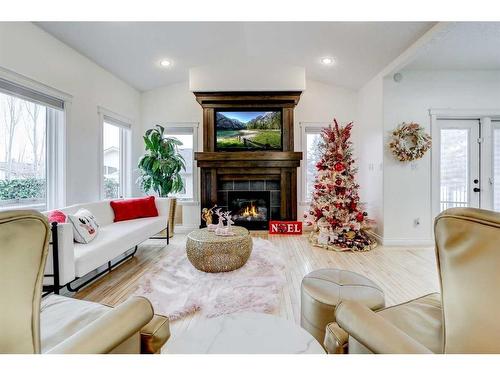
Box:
[269, 221, 302, 235]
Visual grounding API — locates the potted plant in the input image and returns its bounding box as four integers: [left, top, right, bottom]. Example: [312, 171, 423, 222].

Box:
[137, 125, 186, 237]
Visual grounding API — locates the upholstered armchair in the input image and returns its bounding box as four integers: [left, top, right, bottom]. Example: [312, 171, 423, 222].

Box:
[0, 210, 169, 354]
[325, 208, 500, 354]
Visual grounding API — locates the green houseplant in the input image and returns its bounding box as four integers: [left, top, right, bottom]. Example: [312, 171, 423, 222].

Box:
[137, 125, 186, 236]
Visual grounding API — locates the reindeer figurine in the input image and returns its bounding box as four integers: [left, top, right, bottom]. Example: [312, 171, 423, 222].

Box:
[211, 208, 225, 231]
[215, 210, 236, 236]
[223, 211, 234, 232]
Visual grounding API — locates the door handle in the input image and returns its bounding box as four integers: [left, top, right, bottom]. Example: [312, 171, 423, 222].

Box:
[473, 187, 480, 192]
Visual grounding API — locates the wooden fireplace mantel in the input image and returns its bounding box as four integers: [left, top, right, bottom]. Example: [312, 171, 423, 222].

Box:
[195, 151, 302, 168]
[194, 91, 303, 225]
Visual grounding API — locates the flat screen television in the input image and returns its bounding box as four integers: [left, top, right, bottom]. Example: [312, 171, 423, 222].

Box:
[215, 110, 282, 151]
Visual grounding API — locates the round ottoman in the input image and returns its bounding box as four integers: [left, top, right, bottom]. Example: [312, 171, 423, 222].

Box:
[300, 269, 385, 347]
[186, 226, 252, 273]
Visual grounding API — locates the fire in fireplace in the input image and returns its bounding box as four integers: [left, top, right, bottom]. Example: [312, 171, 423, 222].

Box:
[228, 191, 271, 230]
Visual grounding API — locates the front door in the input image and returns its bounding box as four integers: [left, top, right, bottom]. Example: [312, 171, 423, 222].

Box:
[435, 117, 500, 214]
[437, 119, 480, 212]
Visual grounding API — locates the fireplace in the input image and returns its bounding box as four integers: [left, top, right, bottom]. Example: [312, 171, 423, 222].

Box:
[228, 191, 271, 230]
[194, 92, 303, 229]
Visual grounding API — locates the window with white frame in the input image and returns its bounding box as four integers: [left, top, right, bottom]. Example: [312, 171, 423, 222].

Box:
[100, 109, 131, 199]
[301, 124, 327, 202]
[0, 78, 65, 211]
[164, 124, 198, 200]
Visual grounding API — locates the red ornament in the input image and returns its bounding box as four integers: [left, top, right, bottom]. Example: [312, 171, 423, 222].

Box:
[334, 162, 345, 172]
[356, 212, 364, 222]
[328, 218, 338, 227]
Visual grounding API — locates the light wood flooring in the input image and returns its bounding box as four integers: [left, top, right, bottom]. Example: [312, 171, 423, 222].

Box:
[75, 231, 440, 338]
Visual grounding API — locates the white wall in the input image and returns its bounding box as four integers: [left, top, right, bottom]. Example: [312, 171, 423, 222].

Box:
[356, 75, 385, 238]
[189, 62, 306, 92]
[141, 81, 202, 228]
[383, 70, 500, 244]
[295, 80, 358, 215]
[141, 79, 359, 227]
[0, 22, 142, 205]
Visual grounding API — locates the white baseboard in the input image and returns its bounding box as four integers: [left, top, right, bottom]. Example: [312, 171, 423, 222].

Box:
[366, 230, 383, 243]
[174, 224, 199, 234]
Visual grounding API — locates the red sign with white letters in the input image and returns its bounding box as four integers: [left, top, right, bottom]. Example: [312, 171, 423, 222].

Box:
[269, 221, 303, 235]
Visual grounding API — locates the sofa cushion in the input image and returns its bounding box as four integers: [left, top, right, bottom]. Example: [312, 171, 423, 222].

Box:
[67, 208, 100, 244]
[40, 294, 110, 353]
[74, 216, 166, 277]
[110, 196, 159, 222]
[60, 200, 115, 227]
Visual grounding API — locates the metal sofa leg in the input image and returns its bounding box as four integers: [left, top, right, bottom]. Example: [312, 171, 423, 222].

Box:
[66, 246, 139, 293]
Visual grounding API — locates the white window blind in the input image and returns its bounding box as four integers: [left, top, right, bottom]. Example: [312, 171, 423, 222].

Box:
[0, 78, 64, 110]
[103, 114, 131, 129]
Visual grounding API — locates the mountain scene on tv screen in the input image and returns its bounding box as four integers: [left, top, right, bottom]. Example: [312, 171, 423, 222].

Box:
[216, 111, 281, 150]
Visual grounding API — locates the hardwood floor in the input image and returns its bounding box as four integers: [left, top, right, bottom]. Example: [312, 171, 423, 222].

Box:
[75, 231, 440, 338]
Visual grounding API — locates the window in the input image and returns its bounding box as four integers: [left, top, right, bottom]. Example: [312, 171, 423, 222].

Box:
[301, 124, 327, 202]
[0, 78, 65, 211]
[493, 124, 500, 211]
[100, 108, 131, 199]
[164, 124, 198, 200]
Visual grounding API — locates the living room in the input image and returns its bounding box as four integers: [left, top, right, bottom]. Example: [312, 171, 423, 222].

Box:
[1, 1, 500, 372]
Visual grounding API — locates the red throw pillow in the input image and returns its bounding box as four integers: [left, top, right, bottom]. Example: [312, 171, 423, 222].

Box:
[110, 196, 159, 222]
[47, 210, 67, 224]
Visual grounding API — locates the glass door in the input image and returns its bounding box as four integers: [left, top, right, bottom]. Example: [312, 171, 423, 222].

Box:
[437, 119, 480, 212]
[492, 121, 500, 211]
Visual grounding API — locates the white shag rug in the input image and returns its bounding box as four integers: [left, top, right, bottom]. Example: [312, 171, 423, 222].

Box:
[133, 237, 286, 320]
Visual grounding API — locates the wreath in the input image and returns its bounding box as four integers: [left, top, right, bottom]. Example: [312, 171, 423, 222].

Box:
[389, 122, 431, 162]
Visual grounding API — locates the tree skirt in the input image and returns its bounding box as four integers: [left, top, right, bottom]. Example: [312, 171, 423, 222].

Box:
[133, 237, 286, 320]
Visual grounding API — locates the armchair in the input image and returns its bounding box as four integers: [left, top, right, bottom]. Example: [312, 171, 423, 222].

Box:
[0, 210, 169, 354]
[325, 207, 500, 354]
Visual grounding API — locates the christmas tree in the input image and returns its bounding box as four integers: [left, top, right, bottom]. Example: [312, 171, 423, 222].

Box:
[304, 119, 376, 252]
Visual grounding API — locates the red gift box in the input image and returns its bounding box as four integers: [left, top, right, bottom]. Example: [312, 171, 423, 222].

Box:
[269, 221, 302, 235]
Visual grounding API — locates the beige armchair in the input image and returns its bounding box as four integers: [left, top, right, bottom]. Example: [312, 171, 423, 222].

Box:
[0, 210, 169, 354]
[325, 208, 500, 354]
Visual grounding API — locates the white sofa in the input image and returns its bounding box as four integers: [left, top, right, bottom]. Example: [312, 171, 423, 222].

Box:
[43, 198, 171, 292]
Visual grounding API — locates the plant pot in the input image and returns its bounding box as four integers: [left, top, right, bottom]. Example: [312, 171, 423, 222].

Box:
[168, 197, 177, 238]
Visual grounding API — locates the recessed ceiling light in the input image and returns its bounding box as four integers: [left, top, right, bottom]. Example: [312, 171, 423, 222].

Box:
[160, 59, 171, 68]
[321, 57, 335, 66]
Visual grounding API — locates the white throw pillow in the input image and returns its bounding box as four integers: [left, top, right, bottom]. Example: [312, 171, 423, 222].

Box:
[67, 208, 100, 244]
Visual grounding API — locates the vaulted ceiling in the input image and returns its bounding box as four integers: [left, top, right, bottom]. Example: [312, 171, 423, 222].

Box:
[405, 22, 500, 70]
[36, 22, 434, 91]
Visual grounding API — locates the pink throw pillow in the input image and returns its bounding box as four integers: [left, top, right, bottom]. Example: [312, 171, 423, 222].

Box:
[47, 210, 67, 224]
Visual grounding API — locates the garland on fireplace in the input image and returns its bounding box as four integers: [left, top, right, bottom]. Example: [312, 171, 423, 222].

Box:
[303, 119, 377, 252]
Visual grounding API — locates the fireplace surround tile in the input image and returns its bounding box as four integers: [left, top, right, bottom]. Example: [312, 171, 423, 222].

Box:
[220, 181, 234, 191]
[265, 180, 280, 191]
[270, 191, 281, 207]
[250, 180, 265, 191]
[234, 181, 250, 191]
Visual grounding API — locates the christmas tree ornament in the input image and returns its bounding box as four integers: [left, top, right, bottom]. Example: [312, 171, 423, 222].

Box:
[304, 119, 377, 252]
